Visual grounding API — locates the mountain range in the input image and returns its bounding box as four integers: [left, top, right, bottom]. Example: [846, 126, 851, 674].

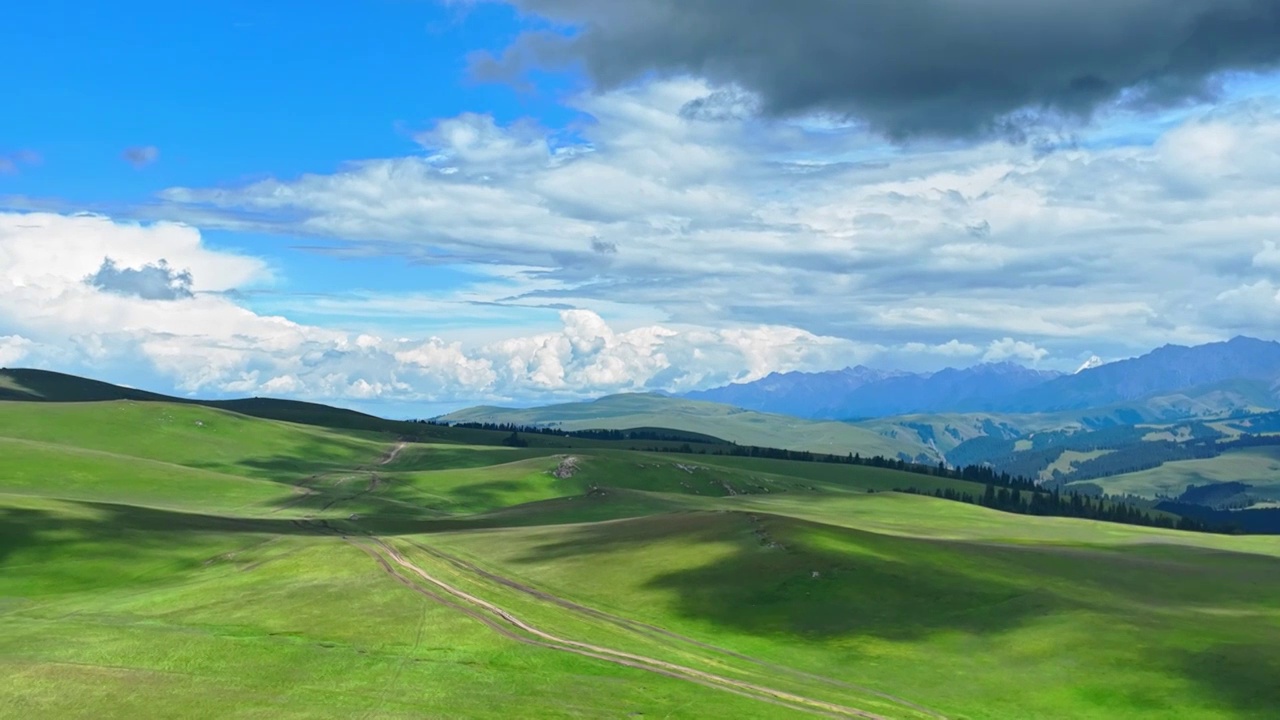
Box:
[683, 336, 1280, 420]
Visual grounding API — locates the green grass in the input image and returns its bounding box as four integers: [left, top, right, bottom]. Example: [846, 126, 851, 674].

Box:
[1081, 446, 1280, 505]
[0, 401, 390, 481]
[5, 397, 1280, 719]
[1041, 449, 1114, 481]
[428, 500, 1280, 720]
[440, 393, 934, 460]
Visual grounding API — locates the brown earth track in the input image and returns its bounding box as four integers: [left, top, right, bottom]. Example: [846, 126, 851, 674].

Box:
[404, 539, 946, 720]
[341, 537, 850, 719]
[379, 442, 408, 466]
[358, 535, 897, 719]
[284, 442, 936, 719]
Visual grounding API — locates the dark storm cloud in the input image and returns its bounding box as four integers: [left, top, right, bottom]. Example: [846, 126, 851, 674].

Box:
[86, 258, 194, 300]
[476, 0, 1280, 139]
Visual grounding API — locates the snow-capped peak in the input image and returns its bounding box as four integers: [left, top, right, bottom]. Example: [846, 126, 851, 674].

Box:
[1075, 355, 1104, 374]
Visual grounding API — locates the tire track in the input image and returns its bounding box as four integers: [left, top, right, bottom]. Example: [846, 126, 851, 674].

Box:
[359, 536, 897, 720]
[405, 540, 946, 720]
[342, 537, 848, 719]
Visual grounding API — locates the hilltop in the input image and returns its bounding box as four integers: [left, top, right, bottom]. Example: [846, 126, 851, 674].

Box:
[3, 388, 1279, 718]
[438, 392, 937, 462]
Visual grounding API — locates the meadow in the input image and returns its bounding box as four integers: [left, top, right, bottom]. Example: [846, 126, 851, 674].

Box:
[440, 392, 931, 460]
[3, 395, 1280, 719]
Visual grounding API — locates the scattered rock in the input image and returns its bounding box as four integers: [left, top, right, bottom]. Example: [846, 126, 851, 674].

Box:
[552, 456, 579, 479]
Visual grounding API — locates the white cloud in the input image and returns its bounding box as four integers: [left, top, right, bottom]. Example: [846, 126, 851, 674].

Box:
[1255, 241, 1280, 273]
[1207, 281, 1280, 331]
[0, 335, 33, 366]
[0, 211, 871, 405]
[155, 81, 1280, 362]
[902, 340, 981, 357]
[0, 213, 267, 292]
[983, 338, 1049, 364]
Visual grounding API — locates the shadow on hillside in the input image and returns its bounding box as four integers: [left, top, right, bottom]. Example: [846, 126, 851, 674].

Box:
[1174, 643, 1280, 717]
[516, 512, 1062, 640]
[185, 440, 382, 485]
[0, 501, 441, 572]
[510, 510, 1280, 715]
[199, 442, 551, 482]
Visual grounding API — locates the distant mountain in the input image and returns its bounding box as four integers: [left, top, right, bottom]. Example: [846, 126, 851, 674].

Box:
[1004, 337, 1280, 413]
[685, 362, 1061, 419]
[438, 393, 938, 461]
[680, 336, 1280, 421]
[683, 365, 907, 417]
[1075, 356, 1104, 374]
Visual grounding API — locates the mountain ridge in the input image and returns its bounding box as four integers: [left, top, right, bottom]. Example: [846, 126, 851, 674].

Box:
[682, 336, 1280, 420]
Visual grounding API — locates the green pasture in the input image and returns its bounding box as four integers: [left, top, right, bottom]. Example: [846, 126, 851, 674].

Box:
[3, 398, 1280, 719]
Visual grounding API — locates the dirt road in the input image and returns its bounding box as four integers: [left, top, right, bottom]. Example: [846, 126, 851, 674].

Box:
[405, 540, 946, 720]
[379, 441, 408, 466]
[350, 535, 912, 720]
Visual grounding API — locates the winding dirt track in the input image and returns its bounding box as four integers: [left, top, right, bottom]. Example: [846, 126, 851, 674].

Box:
[349, 535, 906, 720]
[379, 442, 408, 466]
[308, 442, 942, 719]
[403, 540, 947, 720]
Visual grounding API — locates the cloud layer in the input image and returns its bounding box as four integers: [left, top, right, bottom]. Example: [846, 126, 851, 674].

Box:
[474, 0, 1280, 139]
[0, 212, 881, 408]
[160, 80, 1280, 370]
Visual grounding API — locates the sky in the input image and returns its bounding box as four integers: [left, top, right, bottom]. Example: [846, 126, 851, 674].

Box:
[3, 0, 1280, 416]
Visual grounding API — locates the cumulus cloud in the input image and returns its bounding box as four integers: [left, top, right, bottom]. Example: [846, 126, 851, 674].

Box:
[122, 145, 160, 168]
[0, 211, 871, 405]
[1206, 280, 1280, 330]
[903, 340, 982, 358]
[474, 0, 1280, 139]
[156, 81, 1280, 361]
[983, 338, 1050, 364]
[85, 258, 195, 300]
[0, 335, 33, 366]
[1255, 240, 1280, 273]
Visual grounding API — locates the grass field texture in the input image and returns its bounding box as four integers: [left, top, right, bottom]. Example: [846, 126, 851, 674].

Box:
[4, 399, 1280, 719]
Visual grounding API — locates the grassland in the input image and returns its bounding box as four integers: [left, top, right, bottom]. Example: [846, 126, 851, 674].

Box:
[1081, 446, 1280, 505]
[4, 397, 1280, 719]
[439, 393, 934, 460]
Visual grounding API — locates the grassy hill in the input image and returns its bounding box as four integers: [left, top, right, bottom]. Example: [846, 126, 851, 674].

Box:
[441, 393, 936, 461]
[853, 390, 1280, 462]
[4, 389, 1280, 718]
[1079, 446, 1280, 508]
[0, 368, 740, 453]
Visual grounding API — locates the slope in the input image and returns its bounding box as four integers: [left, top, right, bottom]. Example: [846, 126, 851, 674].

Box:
[440, 393, 935, 461]
[5, 398, 1280, 719]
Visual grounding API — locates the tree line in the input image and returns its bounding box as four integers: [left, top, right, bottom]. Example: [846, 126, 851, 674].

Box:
[428, 421, 1252, 534]
[895, 485, 1217, 533]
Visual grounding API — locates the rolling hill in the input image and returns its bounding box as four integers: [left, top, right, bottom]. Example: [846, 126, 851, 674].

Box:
[438, 393, 938, 461]
[4, 391, 1280, 718]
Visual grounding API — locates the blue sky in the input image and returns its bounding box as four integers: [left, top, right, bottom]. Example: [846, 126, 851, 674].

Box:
[3, 1, 1280, 415]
